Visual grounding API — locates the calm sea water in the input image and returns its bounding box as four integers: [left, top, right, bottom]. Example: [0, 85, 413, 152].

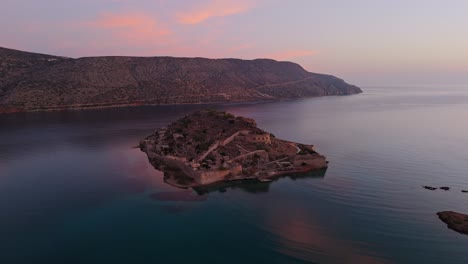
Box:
[1, 86, 468, 264]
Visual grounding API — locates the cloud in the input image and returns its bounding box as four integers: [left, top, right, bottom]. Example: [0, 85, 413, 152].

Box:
[265, 50, 317, 61]
[177, 0, 256, 24]
[228, 43, 256, 52]
[88, 12, 172, 44]
[65, 12, 178, 56]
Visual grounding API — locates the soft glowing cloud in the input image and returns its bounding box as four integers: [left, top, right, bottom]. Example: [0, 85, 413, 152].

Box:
[3, 0, 468, 84]
[265, 50, 317, 61]
[177, 0, 256, 24]
[228, 43, 256, 52]
[88, 12, 172, 44]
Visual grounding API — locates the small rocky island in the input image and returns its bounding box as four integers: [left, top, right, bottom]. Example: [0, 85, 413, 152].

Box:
[140, 110, 328, 187]
[437, 211, 468, 235]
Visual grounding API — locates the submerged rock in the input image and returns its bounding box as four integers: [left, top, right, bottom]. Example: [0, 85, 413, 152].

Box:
[140, 110, 328, 188]
[437, 211, 468, 235]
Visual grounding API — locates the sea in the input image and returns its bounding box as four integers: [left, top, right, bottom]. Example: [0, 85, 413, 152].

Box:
[1, 86, 468, 263]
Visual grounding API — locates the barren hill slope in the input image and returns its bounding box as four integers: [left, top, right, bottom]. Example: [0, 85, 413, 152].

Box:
[0, 47, 362, 113]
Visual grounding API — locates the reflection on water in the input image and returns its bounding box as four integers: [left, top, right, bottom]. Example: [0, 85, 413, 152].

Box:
[1, 86, 468, 263]
[263, 201, 390, 264]
[193, 168, 327, 195]
[151, 190, 208, 202]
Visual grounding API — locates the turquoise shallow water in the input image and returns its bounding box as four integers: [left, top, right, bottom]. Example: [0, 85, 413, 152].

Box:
[1, 86, 468, 263]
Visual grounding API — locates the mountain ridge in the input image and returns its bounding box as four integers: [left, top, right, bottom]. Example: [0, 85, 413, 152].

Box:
[0, 47, 362, 113]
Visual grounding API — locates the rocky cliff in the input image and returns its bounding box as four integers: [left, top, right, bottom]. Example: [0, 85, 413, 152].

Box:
[0, 47, 362, 113]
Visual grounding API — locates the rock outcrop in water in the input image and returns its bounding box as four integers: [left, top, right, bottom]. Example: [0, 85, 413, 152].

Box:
[423, 186, 438, 191]
[0, 47, 362, 114]
[140, 110, 328, 187]
[437, 211, 468, 235]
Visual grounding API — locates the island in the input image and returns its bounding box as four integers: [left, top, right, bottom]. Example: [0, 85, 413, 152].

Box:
[437, 211, 468, 235]
[0, 46, 361, 114]
[140, 110, 328, 187]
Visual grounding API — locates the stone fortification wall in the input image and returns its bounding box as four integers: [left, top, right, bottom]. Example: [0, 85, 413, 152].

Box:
[196, 141, 220, 162]
[292, 154, 328, 168]
[197, 170, 231, 185]
[229, 150, 269, 162]
[149, 153, 200, 179]
[220, 130, 250, 146]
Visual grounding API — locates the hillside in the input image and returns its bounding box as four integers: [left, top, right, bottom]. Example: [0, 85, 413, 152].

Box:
[0, 47, 362, 113]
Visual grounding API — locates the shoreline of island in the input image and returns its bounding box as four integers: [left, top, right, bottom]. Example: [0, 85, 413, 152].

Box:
[0, 93, 361, 115]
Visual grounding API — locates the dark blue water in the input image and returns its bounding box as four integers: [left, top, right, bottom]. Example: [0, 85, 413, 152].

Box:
[1, 87, 468, 263]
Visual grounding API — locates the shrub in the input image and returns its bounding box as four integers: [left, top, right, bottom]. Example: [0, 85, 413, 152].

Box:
[253, 154, 260, 161]
[207, 109, 217, 116]
[223, 112, 235, 119]
[206, 153, 216, 161]
[198, 142, 210, 151]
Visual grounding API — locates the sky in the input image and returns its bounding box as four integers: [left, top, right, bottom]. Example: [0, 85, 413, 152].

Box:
[1, 0, 468, 86]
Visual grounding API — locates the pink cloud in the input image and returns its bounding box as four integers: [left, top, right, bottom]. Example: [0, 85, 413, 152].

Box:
[228, 43, 256, 52]
[265, 50, 317, 61]
[65, 12, 179, 56]
[177, 0, 256, 24]
[88, 12, 172, 43]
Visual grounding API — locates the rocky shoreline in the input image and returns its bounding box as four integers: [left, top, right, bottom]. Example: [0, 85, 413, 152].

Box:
[0, 95, 342, 115]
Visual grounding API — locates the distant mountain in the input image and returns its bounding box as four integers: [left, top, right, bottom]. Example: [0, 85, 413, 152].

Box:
[0, 47, 362, 113]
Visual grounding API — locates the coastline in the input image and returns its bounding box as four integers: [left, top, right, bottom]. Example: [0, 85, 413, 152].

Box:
[0, 92, 363, 115]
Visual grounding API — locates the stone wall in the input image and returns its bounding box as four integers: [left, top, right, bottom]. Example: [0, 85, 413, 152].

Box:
[155, 155, 200, 179]
[229, 150, 269, 163]
[220, 130, 249, 146]
[197, 169, 231, 185]
[196, 141, 220, 162]
[292, 154, 328, 169]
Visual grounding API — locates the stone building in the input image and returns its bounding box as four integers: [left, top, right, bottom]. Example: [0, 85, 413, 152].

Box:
[246, 133, 271, 144]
